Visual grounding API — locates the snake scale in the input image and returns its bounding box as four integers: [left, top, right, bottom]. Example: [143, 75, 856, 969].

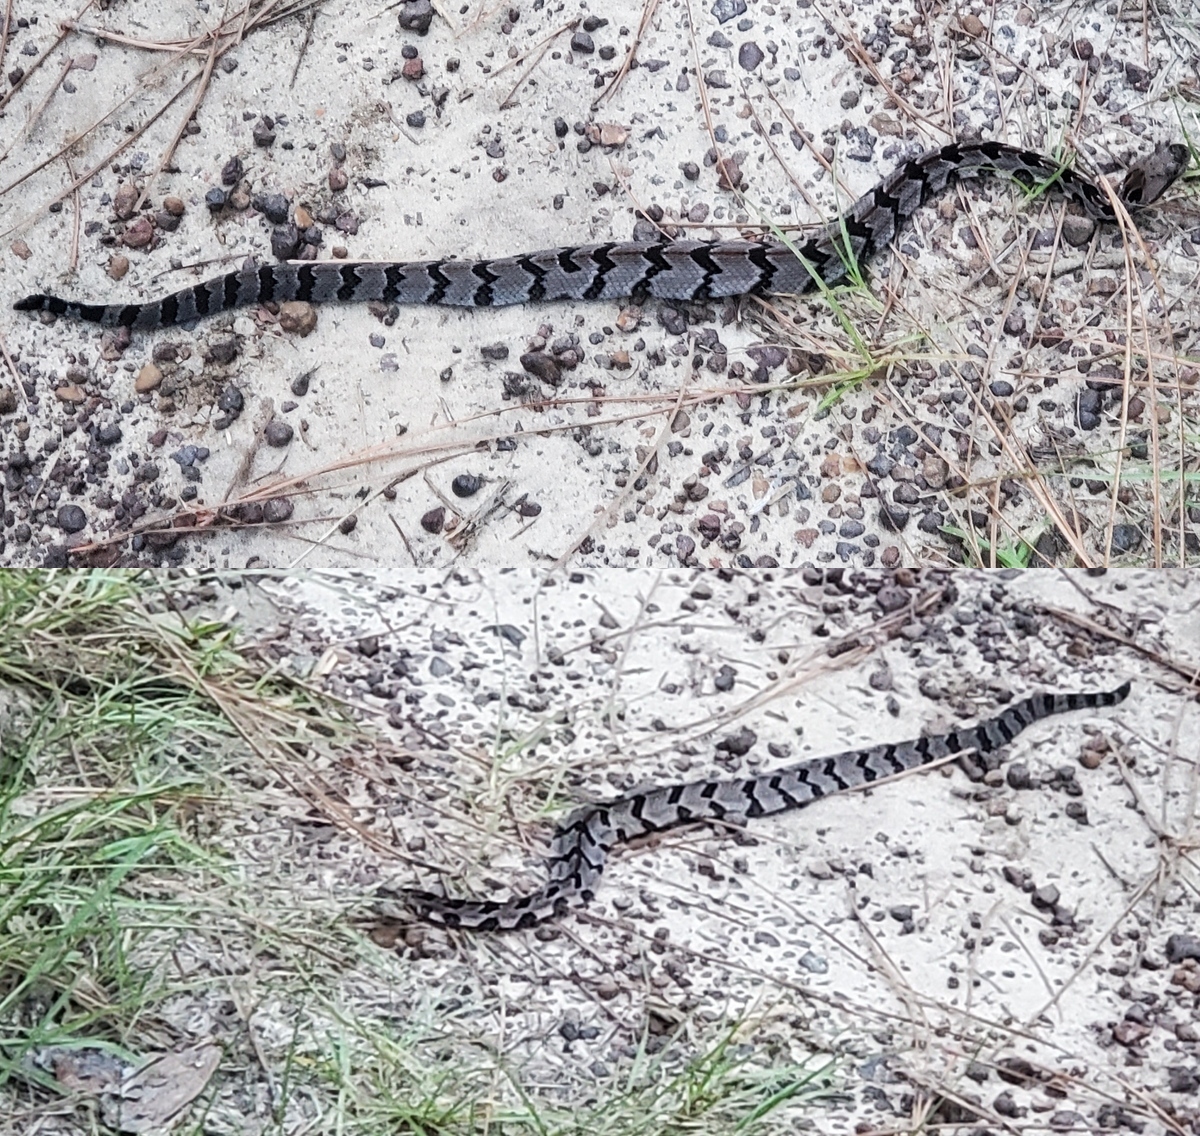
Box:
[385, 681, 1130, 931]
[14, 141, 1186, 330]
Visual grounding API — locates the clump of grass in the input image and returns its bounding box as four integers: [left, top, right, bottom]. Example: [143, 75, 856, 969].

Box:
[0, 571, 356, 1123]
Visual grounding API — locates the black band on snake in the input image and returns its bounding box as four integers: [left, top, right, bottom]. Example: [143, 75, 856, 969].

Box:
[13, 142, 1186, 331]
[380, 681, 1130, 932]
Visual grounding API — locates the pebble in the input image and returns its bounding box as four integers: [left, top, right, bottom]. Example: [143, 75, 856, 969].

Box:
[715, 725, 755, 755]
[715, 156, 742, 190]
[402, 56, 424, 80]
[112, 182, 138, 220]
[134, 363, 163, 392]
[1167, 933, 1200, 963]
[54, 384, 86, 403]
[1061, 215, 1096, 247]
[294, 205, 314, 229]
[798, 950, 828, 973]
[221, 156, 244, 186]
[253, 192, 291, 224]
[271, 223, 301, 259]
[253, 118, 276, 147]
[738, 42, 764, 70]
[420, 506, 445, 534]
[108, 255, 130, 280]
[397, 0, 434, 34]
[710, 0, 746, 24]
[571, 30, 594, 53]
[122, 216, 155, 249]
[452, 474, 483, 497]
[406, 110, 425, 129]
[329, 168, 348, 192]
[1109, 523, 1143, 554]
[162, 195, 185, 217]
[264, 419, 294, 447]
[520, 352, 561, 385]
[262, 497, 294, 523]
[278, 301, 317, 336]
[205, 340, 239, 366]
[1031, 884, 1060, 909]
[57, 504, 86, 533]
[481, 342, 509, 361]
[205, 187, 229, 212]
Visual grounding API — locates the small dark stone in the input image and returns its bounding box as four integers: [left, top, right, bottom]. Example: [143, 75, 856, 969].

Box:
[217, 384, 245, 412]
[1031, 884, 1060, 909]
[406, 110, 426, 128]
[253, 119, 276, 146]
[1077, 387, 1102, 430]
[710, 0, 746, 24]
[738, 41, 764, 70]
[570, 30, 595, 53]
[252, 192, 291, 224]
[1003, 312, 1025, 336]
[481, 342, 509, 361]
[1006, 763, 1033, 790]
[681, 161, 700, 181]
[451, 473, 484, 497]
[1168, 1067, 1199, 1094]
[260, 497, 292, 523]
[658, 307, 687, 335]
[716, 726, 756, 756]
[714, 663, 736, 691]
[204, 187, 228, 212]
[95, 423, 122, 446]
[220, 156, 244, 186]
[271, 223, 301, 260]
[57, 504, 87, 533]
[520, 352, 562, 385]
[397, 0, 434, 33]
[1166, 933, 1200, 963]
[1109, 523, 1142, 554]
[264, 419, 294, 447]
[134, 462, 159, 484]
[420, 506, 445, 533]
[879, 503, 910, 532]
[291, 370, 313, 397]
[989, 379, 1014, 397]
[206, 340, 239, 367]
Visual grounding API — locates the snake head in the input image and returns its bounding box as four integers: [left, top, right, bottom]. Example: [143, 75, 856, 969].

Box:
[1120, 142, 1190, 206]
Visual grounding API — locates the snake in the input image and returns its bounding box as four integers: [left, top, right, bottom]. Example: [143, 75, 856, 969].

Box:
[14, 141, 1186, 331]
[382, 681, 1130, 932]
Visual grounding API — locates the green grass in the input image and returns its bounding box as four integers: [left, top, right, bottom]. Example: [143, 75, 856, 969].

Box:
[0, 572, 837, 1135]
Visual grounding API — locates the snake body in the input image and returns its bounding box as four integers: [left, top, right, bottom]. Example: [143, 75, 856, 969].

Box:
[387, 682, 1130, 932]
[14, 142, 1186, 331]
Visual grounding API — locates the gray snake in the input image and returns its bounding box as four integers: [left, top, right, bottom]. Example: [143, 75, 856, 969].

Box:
[14, 141, 1186, 330]
[383, 681, 1129, 932]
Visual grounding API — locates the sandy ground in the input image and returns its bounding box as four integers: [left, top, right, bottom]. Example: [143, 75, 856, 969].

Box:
[108, 565, 1195, 1134]
[1, 0, 1196, 569]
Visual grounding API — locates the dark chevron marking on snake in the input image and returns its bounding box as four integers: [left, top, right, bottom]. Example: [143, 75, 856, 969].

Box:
[380, 682, 1130, 932]
[14, 142, 1187, 331]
